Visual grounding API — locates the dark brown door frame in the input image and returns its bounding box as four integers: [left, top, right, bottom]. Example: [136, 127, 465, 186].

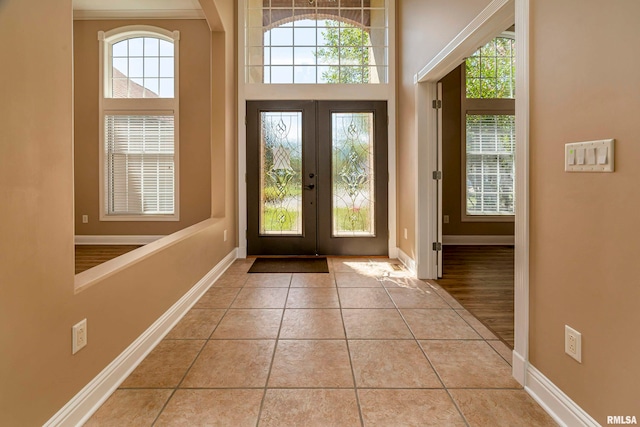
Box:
[246, 100, 388, 256]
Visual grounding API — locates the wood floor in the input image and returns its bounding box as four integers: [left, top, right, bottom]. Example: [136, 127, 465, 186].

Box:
[435, 245, 514, 347]
[75, 245, 142, 274]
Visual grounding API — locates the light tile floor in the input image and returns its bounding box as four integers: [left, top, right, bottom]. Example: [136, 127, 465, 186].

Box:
[86, 258, 557, 427]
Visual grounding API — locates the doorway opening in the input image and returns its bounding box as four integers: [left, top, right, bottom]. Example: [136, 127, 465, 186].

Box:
[435, 33, 516, 347]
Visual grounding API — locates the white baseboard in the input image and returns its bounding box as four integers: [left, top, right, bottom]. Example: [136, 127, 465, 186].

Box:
[75, 235, 165, 245]
[44, 249, 238, 427]
[512, 349, 526, 386]
[237, 246, 247, 259]
[388, 246, 399, 259]
[526, 365, 600, 427]
[443, 235, 515, 245]
[396, 248, 416, 276]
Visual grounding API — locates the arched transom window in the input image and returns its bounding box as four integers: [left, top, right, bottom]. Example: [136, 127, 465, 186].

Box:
[245, 0, 388, 84]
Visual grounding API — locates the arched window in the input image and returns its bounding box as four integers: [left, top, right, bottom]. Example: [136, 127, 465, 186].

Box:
[108, 34, 175, 98]
[245, 1, 388, 84]
[463, 34, 516, 219]
[98, 26, 180, 220]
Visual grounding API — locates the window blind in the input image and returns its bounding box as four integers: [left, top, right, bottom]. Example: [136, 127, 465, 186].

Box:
[105, 115, 175, 215]
[466, 114, 515, 215]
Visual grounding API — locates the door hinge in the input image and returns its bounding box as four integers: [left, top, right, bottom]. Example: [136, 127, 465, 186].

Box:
[432, 242, 442, 251]
[432, 171, 442, 180]
[432, 100, 442, 109]
[245, 116, 247, 126]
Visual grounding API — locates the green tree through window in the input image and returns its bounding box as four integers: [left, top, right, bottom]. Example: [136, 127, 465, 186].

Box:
[315, 21, 371, 84]
[464, 34, 516, 217]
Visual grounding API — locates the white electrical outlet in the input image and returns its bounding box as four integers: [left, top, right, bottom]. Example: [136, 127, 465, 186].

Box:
[404, 228, 408, 239]
[224, 229, 227, 242]
[82, 215, 88, 224]
[565, 325, 582, 363]
[444, 215, 449, 224]
[72, 319, 87, 354]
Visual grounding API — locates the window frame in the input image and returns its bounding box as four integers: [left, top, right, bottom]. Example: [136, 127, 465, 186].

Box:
[244, 0, 389, 85]
[461, 32, 515, 223]
[98, 26, 180, 221]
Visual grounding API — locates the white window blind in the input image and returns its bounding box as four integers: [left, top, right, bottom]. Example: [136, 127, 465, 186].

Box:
[466, 114, 515, 216]
[105, 115, 175, 215]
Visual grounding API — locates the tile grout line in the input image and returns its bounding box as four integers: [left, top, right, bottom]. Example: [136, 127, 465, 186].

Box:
[447, 296, 518, 374]
[379, 275, 472, 427]
[254, 272, 293, 427]
[428, 277, 514, 348]
[335, 259, 366, 427]
[150, 267, 247, 426]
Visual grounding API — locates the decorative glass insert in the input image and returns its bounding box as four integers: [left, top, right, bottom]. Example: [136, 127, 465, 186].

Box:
[466, 114, 515, 215]
[104, 115, 175, 215]
[245, 0, 387, 84]
[259, 112, 303, 235]
[466, 36, 515, 99]
[332, 112, 375, 236]
[110, 37, 174, 98]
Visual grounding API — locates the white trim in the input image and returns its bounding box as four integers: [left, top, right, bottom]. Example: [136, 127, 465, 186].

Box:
[396, 247, 416, 276]
[513, 0, 530, 386]
[436, 82, 443, 278]
[461, 214, 515, 223]
[526, 365, 600, 427]
[45, 249, 237, 427]
[243, 84, 392, 101]
[443, 235, 514, 245]
[237, 245, 248, 259]
[237, 2, 247, 257]
[388, 246, 399, 260]
[512, 348, 527, 385]
[415, 0, 515, 83]
[386, 0, 398, 258]
[73, 9, 206, 21]
[415, 81, 438, 279]
[74, 235, 165, 245]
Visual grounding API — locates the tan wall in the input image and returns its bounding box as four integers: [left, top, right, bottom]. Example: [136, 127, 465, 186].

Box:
[441, 65, 514, 236]
[529, 0, 640, 422]
[0, 0, 237, 425]
[397, 0, 493, 259]
[74, 19, 212, 236]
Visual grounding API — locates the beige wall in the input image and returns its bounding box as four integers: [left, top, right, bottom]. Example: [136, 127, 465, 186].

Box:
[441, 65, 514, 236]
[397, 0, 493, 259]
[0, 0, 237, 425]
[529, 0, 640, 422]
[74, 19, 212, 236]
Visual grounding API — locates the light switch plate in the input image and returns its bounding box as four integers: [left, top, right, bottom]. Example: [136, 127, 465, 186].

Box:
[565, 139, 614, 172]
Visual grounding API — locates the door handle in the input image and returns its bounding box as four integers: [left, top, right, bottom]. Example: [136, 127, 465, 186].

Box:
[304, 184, 315, 190]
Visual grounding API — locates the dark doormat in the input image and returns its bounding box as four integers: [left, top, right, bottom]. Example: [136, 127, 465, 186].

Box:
[248, 257, 329, 273]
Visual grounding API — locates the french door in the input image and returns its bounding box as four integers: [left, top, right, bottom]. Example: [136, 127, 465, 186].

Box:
[246, 100, 388, 256]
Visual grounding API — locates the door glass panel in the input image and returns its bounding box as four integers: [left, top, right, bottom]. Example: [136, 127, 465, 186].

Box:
[331, 112, 375, 237]
[260, 112, 303, 235]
